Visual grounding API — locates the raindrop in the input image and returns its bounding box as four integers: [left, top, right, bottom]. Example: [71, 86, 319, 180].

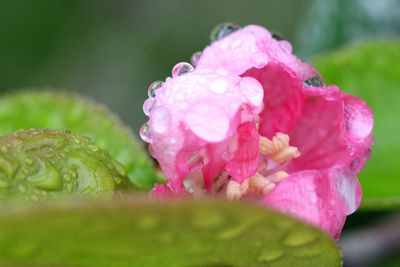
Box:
[143, 98, 155, 116]
[140, 123, 152, 143]
[272, 31, 285, 41]
[191, 51, 202, 67]
[210, 22, 241, 43]
[303, 74, 324, 87]
[257, 248, 284, 262]
[148, 81, 164, 98]
[172, 62, 194, 77]
[283, 229, 316, 246]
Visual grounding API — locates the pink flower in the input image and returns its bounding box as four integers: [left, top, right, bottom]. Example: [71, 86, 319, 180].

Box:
[141, 23, 373, 239]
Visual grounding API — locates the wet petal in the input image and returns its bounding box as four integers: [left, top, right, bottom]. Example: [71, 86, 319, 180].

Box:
[243, 62, 305, 138]
[262, 166, 361, 239]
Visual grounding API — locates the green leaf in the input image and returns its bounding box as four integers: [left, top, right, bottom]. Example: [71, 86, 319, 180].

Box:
[296, 0, 400, 58]
[0, 90, 164, 190]
[0, 197, 341, 267]
[313, 41, 400, 209]
[0, 129, 129, 201]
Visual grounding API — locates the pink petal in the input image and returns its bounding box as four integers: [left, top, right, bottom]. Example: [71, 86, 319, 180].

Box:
[226, 121, 260, 182]
[243, 62, 305, 138]
[262, 166, 362, 239]
[197, 25, 310, 79]
[288, 86, 373, 172]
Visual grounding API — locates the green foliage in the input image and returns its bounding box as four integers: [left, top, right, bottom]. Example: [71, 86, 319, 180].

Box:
[313, 41, 400, 209]
[0, 197, 341, 267]
[0, 129, 129, 201]
[0, 91, 164, 190]
[296, 0, 400, 58]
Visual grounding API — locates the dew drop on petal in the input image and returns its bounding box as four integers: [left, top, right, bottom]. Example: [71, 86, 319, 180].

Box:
[148, 81, 164, 98]
[272, 31, 285, 41]
[210, 22, 241, 43]
[303, 74, 324, 87]
[151, 106, 170, 134]
[172, 62, 194, 77]
[191, 51, 202, 67]
[140, 123, 152, 143]
[344, 98, 373, 140]
[143, 98, 155, 116]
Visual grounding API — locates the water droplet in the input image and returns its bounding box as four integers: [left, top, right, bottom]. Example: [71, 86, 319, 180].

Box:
[148, 81, 164, 98]
[172, 62, 194, 77]
[303, 74, 324, 87]
[258, 248, 284, 262]
[191, 51, 202, 66]
[283, 229, 316, 246]
[210, 22, 241, 43]
[143, 98, 155, 116]
[344, 98, 373, 140]
[272, 32, 285, 41]
[291, 244, 323, 258]
[139, 123, 152, 143]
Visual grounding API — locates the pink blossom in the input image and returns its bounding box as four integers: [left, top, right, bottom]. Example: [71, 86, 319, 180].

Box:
[141, 23, 373, 239]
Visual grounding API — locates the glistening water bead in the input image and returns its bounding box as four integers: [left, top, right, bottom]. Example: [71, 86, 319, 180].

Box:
[172, 62, 194, 77]
[148, 81, 164, 98]
[303, 75, 324, 87]
[140, 123, 151, 143]
[191, 51, 202, 67]
[210, 22, 241, 43]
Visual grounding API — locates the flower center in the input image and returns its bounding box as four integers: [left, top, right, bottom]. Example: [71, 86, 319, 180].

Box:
[226, 132, 300, 201]
[183, 132, 301, 200]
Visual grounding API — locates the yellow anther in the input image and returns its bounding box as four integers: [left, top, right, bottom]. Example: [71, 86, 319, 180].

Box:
[259, 133, 300, 163]
[273, 171, 289, 182]
[226, 179, 249, 201]
[249, 173, 276, 195]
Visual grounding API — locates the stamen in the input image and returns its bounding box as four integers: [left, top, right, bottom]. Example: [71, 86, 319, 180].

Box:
[226, 179, 249, 201]
[249, 173, 276, 195]
[272, 171, 289, 183]
[259, 133, 300, 163]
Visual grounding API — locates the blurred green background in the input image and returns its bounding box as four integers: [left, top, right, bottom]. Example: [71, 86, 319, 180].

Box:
[1, 0, 400, 266]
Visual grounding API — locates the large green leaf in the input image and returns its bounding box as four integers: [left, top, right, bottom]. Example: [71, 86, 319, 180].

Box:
[313, 41, 400, 209]
[0, 197, 341, 267]
[0, 91, 164, 190]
